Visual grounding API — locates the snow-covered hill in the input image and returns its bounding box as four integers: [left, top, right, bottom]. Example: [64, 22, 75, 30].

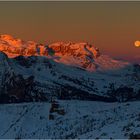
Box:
[0, 100, 140, 139]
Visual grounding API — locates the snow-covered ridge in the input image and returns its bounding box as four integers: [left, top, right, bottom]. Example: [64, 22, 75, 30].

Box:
[0, 50, 139, 103]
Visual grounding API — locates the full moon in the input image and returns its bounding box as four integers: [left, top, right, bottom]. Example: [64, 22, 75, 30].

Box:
[134, 40, 140, 47]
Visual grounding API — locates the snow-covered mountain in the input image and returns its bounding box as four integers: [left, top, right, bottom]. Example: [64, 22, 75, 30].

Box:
[0, 34, 129, 71]
[0, 34, 140, 139]
[0, 34, 140, 103]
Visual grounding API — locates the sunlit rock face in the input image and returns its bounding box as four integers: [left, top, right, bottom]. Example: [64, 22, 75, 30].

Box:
[49, 42, 100, 71]
[0, 35, 100, 58]
[0, 35, 25, 55]
[49, 42, 100, 58]
[0, 35, 101, 71]
[0, 34, 48, 57]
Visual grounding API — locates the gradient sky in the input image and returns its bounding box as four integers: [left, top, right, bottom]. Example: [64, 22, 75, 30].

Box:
[0, 1, 140, 62]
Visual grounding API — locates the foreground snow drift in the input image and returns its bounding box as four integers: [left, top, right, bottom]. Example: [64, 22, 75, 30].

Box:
[0, 100, 140, 139]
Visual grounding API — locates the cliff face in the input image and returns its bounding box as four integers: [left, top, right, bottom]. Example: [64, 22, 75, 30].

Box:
[49, 42, 100, 58]
[0, 35, 100, 58]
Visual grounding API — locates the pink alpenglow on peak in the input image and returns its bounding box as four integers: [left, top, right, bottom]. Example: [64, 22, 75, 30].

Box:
[0, 34, 128, 72]
[48, 42, 100, 71]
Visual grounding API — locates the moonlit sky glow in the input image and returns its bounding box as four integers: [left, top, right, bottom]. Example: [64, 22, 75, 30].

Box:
[0, 1, 140, 62]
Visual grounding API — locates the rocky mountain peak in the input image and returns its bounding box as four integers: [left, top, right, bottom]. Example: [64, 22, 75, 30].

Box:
[0, 34, 129, 72]
[0, 34, 102, 71]
[49, 42, 100, 58]
[0, 35, 100, 59]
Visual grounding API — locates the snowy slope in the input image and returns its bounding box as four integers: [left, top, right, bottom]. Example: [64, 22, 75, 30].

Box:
[0, 100, 140, 139]
[0, 51, 139, 103]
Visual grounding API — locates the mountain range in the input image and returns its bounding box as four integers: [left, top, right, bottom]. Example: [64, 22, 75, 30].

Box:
[0, 34, 140, 103]
[0, 34, 140, 139]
